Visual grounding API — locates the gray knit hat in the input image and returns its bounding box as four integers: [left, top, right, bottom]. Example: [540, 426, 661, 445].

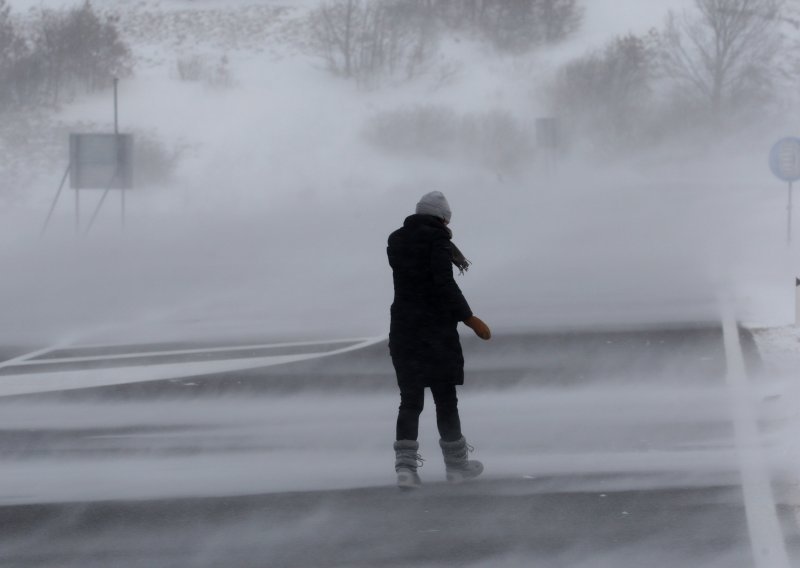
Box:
[415, 191, 452, 223]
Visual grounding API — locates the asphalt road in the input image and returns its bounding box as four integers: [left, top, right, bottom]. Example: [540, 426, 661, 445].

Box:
[0, 325, 796, 567]
[1, 481, 782, 568]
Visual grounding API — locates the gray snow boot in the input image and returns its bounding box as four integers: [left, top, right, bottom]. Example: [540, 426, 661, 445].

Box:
[394, 440, 423, 489]
[439, 436, 484, 483]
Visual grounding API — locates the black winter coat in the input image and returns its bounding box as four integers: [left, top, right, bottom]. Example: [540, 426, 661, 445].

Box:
[387, 214, 473, 388]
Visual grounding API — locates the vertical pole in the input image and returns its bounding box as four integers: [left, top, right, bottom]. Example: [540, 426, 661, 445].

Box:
[792, 182, 797, 325]
[113, 78, 119, 136]
[114, 77, 125, 230]
[121, 183, 126, 229]
[796, 278, 800, 326]
[75, 188, 80, 235]
[121, 160, 126, 230]
[788, 182, 793, 245]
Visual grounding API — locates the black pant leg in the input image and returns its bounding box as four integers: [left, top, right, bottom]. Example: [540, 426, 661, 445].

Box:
[396, 387, 425, 441]
[430, 384, 462, 442]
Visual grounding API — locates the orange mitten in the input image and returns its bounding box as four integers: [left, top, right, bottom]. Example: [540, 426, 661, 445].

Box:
[464, 316, 491, 340]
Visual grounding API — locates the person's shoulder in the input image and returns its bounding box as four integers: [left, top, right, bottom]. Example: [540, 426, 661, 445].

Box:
[409, 215, 449, 237]
[388, 223, 414, 254]
[423, 221, 451, 243]
[388, 223, 407, 243]
[389, 215, 449, 247]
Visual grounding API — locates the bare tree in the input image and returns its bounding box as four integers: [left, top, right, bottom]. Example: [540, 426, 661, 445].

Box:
[0, 1, 25, 105]
[551, 33, 657, 147]
[307, 0, 437, 88]
[32, 1, 131, 105]
[0, 0, 14, 57]
[477, 0, 583, 52]
[0, 1, 48, 110]
[0, 0, 17, 96]
[539, 0, 584, 42]
[309, 0, 359, 78]
[660, 0, 785, 117]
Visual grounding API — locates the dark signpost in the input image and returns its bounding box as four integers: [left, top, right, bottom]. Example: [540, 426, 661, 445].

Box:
[41, 79, 134, 236]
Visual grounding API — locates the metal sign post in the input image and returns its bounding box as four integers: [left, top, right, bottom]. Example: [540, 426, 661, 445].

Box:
[114, 77, 126, 229]
[788, 181, 793, 245]
[769, 137, 800, 324]
[40, 79, 134, 238]
[770, 137, 800, 243]
[75, 181, 80, 234]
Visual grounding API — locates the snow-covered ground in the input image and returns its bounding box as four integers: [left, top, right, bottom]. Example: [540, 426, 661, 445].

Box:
[752, 322, 800, 425]
[0, 384, 742, 505]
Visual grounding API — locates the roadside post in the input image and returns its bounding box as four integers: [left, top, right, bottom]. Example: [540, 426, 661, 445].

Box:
[769, 137, 800, 324]
[41, 78, 134, 237]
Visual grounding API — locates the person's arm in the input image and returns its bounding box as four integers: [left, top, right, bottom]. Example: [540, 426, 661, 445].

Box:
[430, 234, 472, 322]
[463, 315, 491, 340]
[429, 234, 492, 340]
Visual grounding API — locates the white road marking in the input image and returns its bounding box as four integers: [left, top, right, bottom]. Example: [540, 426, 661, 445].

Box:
[11, 339, 364, 366]
[0, 342, 73, 371]
[62, 336, 369, 352]
[0, 336, 386, 397]
[0, 321, 151, 371]
[721, 309, 791, 568]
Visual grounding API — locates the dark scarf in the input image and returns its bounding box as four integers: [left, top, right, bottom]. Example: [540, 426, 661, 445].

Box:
[447, 228, 471, 275]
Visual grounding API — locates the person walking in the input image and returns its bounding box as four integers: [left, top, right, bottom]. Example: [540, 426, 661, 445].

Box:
[387, 191, 491, 489]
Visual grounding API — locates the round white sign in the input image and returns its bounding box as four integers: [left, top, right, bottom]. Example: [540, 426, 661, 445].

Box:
[770, 137, 800, 183]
